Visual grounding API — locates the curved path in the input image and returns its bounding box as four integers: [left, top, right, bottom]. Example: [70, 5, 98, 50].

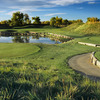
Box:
[68, 53, 100, 81]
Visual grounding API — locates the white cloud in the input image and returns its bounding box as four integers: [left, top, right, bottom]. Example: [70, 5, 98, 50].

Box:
[0, 0, 96, 17]
[0, 0, 96, 11]
[88, 1, 96, 4]
[48, 0, 95, 6]
[6, 8, 55, 16]
[45, 13, 66, 16]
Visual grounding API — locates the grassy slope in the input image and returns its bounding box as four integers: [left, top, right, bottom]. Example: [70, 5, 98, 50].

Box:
[75, 23, 100, 35]
[95, 51, 100, 61]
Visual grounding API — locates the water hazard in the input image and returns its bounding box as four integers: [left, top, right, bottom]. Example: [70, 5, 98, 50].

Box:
[0, 35, 61, 44]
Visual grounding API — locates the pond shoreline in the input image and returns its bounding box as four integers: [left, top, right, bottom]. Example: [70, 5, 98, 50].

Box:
[0, 32, 73, 43]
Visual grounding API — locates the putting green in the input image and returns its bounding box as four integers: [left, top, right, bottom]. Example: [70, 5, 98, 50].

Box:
[0, 43, 40, 58]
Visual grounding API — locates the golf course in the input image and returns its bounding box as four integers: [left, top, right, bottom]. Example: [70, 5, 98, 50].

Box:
[0, 22, 100, 100]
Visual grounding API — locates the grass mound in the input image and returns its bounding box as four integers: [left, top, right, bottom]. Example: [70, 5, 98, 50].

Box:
[65, 22, 84, 31]
[75, 23, 100, 35]
[95, 51, 100, 61]
[0, 43, 40, 58]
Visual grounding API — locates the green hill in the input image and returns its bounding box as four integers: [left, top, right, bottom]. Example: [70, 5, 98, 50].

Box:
[75, 23, 100, 35]
[65, 22, 100, 35]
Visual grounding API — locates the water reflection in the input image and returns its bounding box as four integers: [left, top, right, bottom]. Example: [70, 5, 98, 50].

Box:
[12, 36, 29, 43]
[0, 35, 61, 44]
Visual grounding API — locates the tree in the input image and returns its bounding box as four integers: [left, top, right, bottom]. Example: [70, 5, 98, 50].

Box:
[41, 21, 50, 25]
[87, 17, 99, 23]
[26, 19, 31, 24]
[77, 19, 83, 23]
[55, 16, 62, 27]
[62, 19, 69, 25]
[50, 17, 56, 26]
[32, 16, 41, 24]
[0, 20, 8, 25]
[11, 11, 24, 26]
[24, 14, 30, 24]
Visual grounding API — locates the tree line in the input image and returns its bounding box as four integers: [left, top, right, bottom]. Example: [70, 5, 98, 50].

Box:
[0, 11, 100, 27]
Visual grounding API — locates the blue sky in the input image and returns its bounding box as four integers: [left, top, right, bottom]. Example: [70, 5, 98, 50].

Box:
[0, 0, 100, 22]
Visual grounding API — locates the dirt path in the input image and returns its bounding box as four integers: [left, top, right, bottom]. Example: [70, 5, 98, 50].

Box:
[68, 53, 100, 81]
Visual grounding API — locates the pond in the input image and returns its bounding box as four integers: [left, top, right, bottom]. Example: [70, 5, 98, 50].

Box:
[0, 36, 62, 44]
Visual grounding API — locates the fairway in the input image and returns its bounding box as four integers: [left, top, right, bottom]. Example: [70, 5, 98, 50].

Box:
[0, 43, 40, 58]
[79, 36, 100, 44]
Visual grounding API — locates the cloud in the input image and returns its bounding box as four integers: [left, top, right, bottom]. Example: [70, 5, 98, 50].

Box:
[0, 0, 95, 9]
[6, 8, 55, 16]
[88, 1, 100, 4]
[45, 13, 66, 16]
[88, 1, 96, 4]
[48, 0, 95, 6]
[0, 0, 96, 17]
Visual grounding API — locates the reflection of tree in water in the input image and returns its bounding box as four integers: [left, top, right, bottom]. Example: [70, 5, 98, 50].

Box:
[32, 35, 39, 39]
[12, 36, 29, 43]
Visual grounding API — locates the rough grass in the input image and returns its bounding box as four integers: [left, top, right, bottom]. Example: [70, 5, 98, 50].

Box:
[75, 23, 100, 35]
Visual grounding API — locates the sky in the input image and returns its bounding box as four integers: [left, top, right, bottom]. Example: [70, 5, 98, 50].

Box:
[0, 0, 100, 22]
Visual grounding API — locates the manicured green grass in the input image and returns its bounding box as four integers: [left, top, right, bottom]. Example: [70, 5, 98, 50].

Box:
[0, 43, 40, 58]
[95, 51, 100, 61]
[78, 36, 100, 44]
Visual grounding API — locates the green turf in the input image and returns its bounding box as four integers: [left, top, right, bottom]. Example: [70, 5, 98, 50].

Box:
[78, 36, 100, 44]
[95, 51, 100, 61]
[0, 43, 40, 58]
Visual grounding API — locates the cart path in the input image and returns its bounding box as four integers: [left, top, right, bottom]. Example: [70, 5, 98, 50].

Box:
[68, 53, 100, 81]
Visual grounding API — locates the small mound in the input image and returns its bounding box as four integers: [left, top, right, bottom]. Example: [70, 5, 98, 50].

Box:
[75, 23, 100, 35]
[0, 43, 40, 58]
[65, 22, 84, 31]
[95, 51, 100, 61]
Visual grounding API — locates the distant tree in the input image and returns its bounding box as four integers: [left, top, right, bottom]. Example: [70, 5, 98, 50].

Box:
[26, 19, 31, 24]
[24, 14, 30, 24]
[62, 19, 69, 25]
[32, 16, 41, 24]
[50, 17, 56, 26]
[77, 19, 83, 23]
[11, 11, 24, 26]
[55, 16, 62, 27]
[41, 21, 50, 25]
[87, 17, 99, 23]
[24, 14, 29, 21]
[0, 20, 8, 25]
